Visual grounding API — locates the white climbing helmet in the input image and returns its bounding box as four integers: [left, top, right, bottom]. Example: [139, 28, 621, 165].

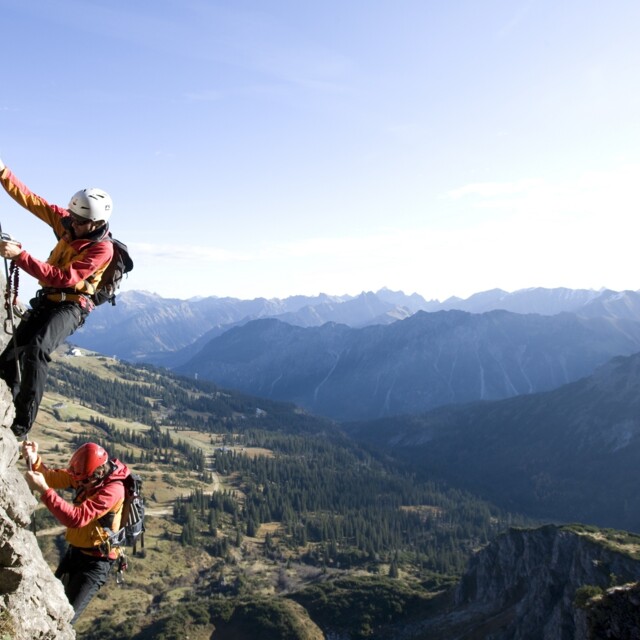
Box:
[68, 188, 113, 223]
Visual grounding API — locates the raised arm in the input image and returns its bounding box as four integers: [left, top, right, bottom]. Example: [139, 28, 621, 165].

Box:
[0, 160, 68, 236]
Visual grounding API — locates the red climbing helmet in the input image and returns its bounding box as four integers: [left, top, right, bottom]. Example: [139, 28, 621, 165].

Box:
[68, 443, 109, 482]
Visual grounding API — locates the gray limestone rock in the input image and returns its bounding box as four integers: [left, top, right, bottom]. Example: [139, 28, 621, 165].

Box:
[0, 354, 75, 639]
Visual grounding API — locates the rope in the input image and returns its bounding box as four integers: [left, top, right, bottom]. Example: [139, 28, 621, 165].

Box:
[27, 455, 37, 535]
[4, 260, 19, 321]
[0, 224, 22, 384]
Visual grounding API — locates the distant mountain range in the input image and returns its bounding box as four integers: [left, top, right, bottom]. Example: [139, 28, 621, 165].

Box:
[174, 309, 640, 421]
[67, 286, 640, 422]
[344, 350, 640, 531]
[74, 286, 640, 366]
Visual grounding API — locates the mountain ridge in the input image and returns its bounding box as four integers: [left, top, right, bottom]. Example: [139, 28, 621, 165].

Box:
[72, 286, 640, 364]
[175, 308, 640, 421]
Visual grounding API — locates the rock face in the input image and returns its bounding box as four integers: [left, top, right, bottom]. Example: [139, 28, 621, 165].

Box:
[415, 525, 640, 640]
[583, 582, 640, 639]
[0, 336, 75, 638]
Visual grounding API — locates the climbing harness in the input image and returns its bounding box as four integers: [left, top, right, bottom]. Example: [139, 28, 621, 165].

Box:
[0, 227, 22, 384]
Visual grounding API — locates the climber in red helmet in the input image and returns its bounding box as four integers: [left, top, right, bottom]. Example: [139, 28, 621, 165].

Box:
[23, 440, 130, 623]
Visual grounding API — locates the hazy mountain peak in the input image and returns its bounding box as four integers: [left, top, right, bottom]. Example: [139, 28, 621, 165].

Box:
[76, 286, 640, 368]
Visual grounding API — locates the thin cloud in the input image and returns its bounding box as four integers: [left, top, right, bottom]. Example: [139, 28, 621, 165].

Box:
[184, 83, 287, 103]
[447, 178, 545, 200]
[447, 164, 640, 219]
[132, 230, 433, 268]
[132, 243, 253, 263]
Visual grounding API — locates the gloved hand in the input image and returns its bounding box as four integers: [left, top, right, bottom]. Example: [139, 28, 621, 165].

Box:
[0, 157, 4, 172]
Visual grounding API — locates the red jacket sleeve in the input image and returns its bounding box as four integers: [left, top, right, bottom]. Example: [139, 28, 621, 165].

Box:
[13, 241, 113, 288]
[41, 481, 125, 529]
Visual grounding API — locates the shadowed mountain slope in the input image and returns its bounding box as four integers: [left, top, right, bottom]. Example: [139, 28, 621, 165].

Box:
[176, 309, 640, 421]
[416, 525, 640, 640]
[345, 350, 640, 531]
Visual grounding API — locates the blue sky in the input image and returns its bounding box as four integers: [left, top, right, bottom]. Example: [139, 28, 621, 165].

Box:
[1, 0, 639, 302]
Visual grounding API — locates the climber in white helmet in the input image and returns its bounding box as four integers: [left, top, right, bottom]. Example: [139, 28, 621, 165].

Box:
[0, 157, 114, 438]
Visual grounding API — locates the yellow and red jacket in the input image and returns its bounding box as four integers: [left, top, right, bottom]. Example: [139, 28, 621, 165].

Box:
[0, 167, 113, 308]
[34, 456, 129, 559]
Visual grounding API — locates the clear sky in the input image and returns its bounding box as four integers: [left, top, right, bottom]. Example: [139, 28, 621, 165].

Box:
[1, 0, 639, 302]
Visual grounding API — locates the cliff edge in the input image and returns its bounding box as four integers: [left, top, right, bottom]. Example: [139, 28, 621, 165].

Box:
[403, 524, 640, 640]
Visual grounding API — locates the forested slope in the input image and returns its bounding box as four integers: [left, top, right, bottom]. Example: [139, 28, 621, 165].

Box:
[36, 353, 524, 639]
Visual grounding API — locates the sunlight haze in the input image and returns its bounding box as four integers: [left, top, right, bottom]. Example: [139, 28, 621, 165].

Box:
[1, 0, 638, 302]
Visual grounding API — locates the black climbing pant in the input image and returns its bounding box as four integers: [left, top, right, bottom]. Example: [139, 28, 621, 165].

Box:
[55, 546, 114, 623]
[0, 298, 86, 435]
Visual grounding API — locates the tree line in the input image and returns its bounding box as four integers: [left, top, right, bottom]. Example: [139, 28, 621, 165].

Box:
[50, 358, 530, 578]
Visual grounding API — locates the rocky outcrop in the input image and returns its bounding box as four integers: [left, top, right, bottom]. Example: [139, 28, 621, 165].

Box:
[583, 582, 640, 639]
[453, 525, 640, 638]
[409, 525, 640, 640]
[0, 336, 74, 638]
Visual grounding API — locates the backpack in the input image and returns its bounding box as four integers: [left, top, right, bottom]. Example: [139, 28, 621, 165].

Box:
[108, 473, 146, 555]
[91, 235, 134, 306]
